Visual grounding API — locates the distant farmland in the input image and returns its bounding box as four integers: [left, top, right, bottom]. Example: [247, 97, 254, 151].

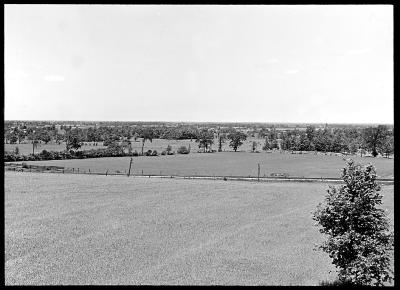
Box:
[15, 151, 394, 179]
[5, 172, 394, 285]
[4, 137, 275, 155]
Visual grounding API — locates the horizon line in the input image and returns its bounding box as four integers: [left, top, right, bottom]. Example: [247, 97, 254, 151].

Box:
[4, 119, 394, 126]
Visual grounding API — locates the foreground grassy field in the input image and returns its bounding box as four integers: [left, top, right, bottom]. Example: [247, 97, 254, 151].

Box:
[17, 151, 394, 179]
[5, 172, 394, 285]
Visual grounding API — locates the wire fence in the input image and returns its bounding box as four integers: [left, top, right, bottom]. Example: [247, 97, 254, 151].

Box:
[4, 163, 394, 184]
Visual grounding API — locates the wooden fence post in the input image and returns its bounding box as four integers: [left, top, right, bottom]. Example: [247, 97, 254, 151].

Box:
[106, 170, 108, 176]
[128, 158, 133, 177]
[258, 163, 260, 182]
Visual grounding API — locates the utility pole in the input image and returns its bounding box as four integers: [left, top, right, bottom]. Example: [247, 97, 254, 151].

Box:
[32, 130, 36, 155]
[127, 157, 133, 177]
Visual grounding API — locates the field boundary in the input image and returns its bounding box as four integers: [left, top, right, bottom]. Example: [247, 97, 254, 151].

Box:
[5, 164, 394, 185]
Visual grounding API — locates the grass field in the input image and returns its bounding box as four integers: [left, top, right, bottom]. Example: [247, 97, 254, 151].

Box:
[4, 137, 281, 155]
[4, 142, 107, 155]
[16, 151, 394, 179]
[5, 172, 394, 285]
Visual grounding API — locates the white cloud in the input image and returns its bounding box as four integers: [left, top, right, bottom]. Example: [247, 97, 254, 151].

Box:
[285, 69, 299, 74]
[44, 75, 65, 82]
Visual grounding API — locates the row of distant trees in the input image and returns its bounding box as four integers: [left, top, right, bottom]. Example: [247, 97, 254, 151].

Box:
[4, 125, 203, 145]
[4, 124, 393, 158]
[259, 125, 393, 158]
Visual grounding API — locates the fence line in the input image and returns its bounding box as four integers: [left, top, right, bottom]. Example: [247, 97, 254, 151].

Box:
[4, 165, 394, 184]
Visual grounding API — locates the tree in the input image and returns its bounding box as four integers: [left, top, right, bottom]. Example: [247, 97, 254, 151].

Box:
[196, 129, 214, 153]
[103, 135, 119, 147]
[347, 139, 359, 155]
[107, 142, 124, 155]
[14, 146, 20, 155]
[32, 140, 39, 155]
[298, 132, 311, 151]
[121, 138, 132, 155]
[66, 134, 83, 152]
[271, 139, 279, 150]
[306, 125, 316, 143]
[166, 144, 172, 154]
[378, 135, 394, 158]
[39, 131, 51, 144]
[262, 137, 271, 151]
[313, 160, 394, 286]
[251, 141, 258, 152]
[140, 128, 154, 155]
[314, 128, 330, 153]
[363, 126, 388, 157]
[227, 132, 247, 152]
[27, 130, 39, 154]
[329, 132, 345, 153]
[17, 130, 26, 144]
[217, 133, 226, 152]
[8, 134, 18, 144]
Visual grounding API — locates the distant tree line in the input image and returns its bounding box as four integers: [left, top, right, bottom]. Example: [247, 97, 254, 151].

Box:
[260, 125, 393, 158]
[4, 123, 393, 160]
[4, 124, 201, 145]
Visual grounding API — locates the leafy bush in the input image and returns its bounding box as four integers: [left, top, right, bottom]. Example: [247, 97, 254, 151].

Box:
[151, 150, 158, 156]
[313, 159, 394, 286]
[145, 150, 152, 156]
[319, 279, 354, 286]
[177, 146, 190, 154]
[161, 150, 167, 155]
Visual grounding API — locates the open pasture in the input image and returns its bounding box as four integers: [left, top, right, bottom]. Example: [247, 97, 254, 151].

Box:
[5, 172, 394, 285]
[5, 171, 393, 285]
[17, 151, 394, 179]
[4, 142, 107, 155]
[4, 137, 266, 155]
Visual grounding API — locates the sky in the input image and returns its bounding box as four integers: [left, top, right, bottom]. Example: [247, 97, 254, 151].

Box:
[4, 5, 393, 124]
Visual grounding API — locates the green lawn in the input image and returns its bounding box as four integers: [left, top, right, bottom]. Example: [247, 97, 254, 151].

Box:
[17, 151, 394, 179]
[5, 172, 394, 285]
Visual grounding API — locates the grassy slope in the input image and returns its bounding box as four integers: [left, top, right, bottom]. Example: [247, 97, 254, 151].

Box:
[18, 151, 394, 179]
[5, 172, 394, 285]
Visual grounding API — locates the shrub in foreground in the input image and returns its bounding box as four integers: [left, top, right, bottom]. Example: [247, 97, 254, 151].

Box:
[313, 159, 394, 286]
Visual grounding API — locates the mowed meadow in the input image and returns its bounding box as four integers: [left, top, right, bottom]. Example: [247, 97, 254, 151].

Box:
[15, 150, 394, 179]
[4, 137, 267, 155]
[5, 171, 393, 285]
